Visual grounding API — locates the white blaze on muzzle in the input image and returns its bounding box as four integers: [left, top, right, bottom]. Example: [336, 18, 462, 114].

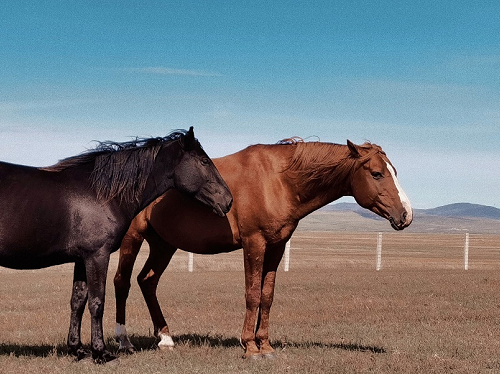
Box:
[386, 162, 413, 224]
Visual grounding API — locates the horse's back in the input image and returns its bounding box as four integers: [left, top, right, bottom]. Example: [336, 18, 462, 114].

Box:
[214, 145, 299, 227]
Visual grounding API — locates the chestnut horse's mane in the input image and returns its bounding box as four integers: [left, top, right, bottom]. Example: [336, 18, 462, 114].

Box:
[279, 138, 383, 197]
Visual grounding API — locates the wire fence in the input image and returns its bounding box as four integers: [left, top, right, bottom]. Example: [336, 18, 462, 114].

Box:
[129, 232, 500, 273]
[3, 232, 498, 279]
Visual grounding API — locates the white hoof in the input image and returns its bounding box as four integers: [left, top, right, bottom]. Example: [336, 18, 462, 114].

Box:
[158, 333, 175, 351]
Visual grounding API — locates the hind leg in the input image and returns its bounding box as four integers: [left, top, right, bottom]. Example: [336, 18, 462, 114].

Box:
[67, 260, 90, 360]
[137, 226, 177, 350]
[114, 229, 144, 353]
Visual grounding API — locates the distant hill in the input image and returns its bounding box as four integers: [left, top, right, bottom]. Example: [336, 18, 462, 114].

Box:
[422, 203, 500, 220]
[323, 202, 500, 221]
[297, 202, 500, 234]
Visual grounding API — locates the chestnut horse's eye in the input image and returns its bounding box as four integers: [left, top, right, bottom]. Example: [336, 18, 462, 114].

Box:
[371, 171, 383, 180]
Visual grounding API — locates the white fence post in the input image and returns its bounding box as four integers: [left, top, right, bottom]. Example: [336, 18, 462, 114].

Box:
[464, 233, 470, 270]
[284, 240, 291, 272]
[188, 252, 194, 272]
[376, 232, 383, 271]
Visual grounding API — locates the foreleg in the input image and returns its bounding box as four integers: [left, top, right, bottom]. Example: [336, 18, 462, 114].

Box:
[240, 236, 266, 359]
[255, 243, 286, 358]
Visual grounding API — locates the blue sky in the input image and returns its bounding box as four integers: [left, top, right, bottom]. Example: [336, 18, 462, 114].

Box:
[1, 1, 499, 208]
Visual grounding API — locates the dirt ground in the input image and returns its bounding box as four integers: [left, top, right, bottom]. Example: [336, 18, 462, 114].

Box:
[1, 231, 500, 373]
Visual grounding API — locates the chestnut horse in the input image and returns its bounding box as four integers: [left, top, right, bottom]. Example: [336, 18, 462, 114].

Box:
[0, 127, 232, 363]
[113, 139, 412, 359]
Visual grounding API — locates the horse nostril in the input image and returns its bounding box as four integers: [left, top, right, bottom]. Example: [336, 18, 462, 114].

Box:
[402, 211, 407, 221]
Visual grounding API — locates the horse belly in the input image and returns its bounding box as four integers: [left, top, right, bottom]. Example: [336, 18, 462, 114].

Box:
[150, 207, 238, 255]
[148, 189, 238, 254]
[156, 219, 238, 254]
[0, 244, 76, 269]
[0, 217, 75, 269]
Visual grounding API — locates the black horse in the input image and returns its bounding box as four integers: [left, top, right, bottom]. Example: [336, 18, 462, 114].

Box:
[0, 127, 232, 363]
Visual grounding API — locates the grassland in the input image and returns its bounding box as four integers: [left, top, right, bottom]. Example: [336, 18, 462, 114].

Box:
[1, 227, 500, 373]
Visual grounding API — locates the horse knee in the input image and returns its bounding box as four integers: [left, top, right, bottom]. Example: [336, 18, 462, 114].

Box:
[245, 285, 262, 307]
[88, 296, 105, 317]
[70, 281, 88, 313]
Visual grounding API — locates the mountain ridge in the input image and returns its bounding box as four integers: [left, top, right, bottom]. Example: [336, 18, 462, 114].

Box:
[298, 202, 500, 234]
[323, 202, 500, 221]
[422, 203, 500, 220]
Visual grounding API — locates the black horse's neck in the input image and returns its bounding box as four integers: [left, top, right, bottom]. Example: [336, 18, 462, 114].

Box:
[41, 132, 189, 220]
[136, 141, 180, 216]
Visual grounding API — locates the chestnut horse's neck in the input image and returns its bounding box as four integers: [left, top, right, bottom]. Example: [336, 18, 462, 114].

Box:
[282, 142, 358, 219]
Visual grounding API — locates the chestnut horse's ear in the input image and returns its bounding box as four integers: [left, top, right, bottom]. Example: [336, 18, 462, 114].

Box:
[347, 140, 361, 158]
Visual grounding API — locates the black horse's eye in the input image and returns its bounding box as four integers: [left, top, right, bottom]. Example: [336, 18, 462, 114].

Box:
[371, 171, 383, 180]
[201, 158, 210, 165]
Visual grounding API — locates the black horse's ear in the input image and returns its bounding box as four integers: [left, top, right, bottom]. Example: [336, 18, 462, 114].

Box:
[183, 126, 195, 149]
[347, 140, 361, 158]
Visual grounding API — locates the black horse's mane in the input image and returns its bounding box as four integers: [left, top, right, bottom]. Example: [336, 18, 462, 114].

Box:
[41, 130, 191, 202]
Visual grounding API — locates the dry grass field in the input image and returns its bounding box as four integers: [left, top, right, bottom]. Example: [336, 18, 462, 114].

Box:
[1, 230, 500, 373]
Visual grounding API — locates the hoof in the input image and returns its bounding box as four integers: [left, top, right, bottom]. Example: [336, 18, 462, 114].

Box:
[115, 335, 136, 354]
[158, 333, 175, 351]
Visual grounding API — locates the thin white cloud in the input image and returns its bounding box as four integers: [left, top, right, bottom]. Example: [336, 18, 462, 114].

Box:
[124, 67, 223, 77]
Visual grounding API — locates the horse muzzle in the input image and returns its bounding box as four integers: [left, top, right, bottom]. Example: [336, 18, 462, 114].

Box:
[389, 209, 413, 231]
[195, 186, 233, 217]
[212, 198, 233, 217]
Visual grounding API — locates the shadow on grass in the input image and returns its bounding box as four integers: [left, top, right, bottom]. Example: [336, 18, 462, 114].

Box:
[127, 333, 386, 354]
[0, 342, 68, 358]
[282, 341, 386, 354]
[0, 334, 385, 358]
